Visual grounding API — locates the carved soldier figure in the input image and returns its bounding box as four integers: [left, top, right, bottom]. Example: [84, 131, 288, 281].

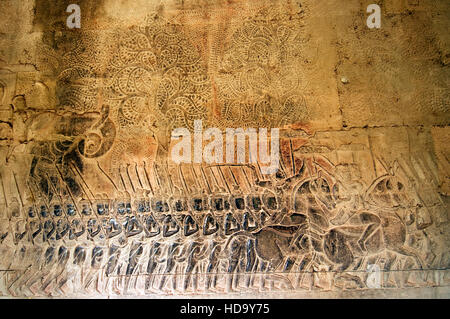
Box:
[145, 240, 165, 293]
[204, 216, 226, 291]
[158, 239, 186, 292]
[180, 214, 208, 292]
[124, 240, 145, 294]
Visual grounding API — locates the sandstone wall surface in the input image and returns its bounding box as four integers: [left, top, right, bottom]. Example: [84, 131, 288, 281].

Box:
[0, 0, 448, 298]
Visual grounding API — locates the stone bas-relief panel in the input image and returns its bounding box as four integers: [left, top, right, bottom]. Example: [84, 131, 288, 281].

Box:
[0, 133, 448, 297]
[0, 0, 449, 298]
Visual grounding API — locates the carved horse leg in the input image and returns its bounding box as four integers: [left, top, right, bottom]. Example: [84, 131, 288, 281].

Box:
[389, 245, 427, 270]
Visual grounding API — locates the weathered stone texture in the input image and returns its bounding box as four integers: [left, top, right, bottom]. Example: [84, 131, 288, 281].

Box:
[0, 0, 448, 298]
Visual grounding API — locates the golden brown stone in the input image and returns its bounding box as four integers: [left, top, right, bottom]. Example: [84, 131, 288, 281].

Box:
[0, 0, 448, 298]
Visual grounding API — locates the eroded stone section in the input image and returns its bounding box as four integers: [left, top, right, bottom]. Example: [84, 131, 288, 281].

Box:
[0, 0, 448, 298]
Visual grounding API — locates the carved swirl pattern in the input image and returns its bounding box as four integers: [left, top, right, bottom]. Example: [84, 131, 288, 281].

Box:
[103, 14, 211, 135]
[214, 6, 310, 128]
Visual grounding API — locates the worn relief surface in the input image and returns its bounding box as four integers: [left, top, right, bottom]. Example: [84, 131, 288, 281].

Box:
[0, 0, 449, 298]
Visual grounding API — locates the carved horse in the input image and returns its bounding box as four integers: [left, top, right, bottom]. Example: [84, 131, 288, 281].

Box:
[292, 172, 430, 288]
